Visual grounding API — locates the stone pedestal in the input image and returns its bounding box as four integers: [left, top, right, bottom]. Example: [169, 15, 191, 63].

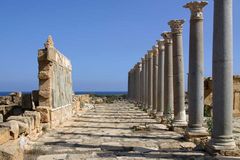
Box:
[168, 20, 187, 127]
[206, 0, 236, 152]
[184, 1, 208, 137]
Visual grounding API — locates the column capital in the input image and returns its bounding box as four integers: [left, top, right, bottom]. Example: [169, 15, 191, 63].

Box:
[141, 57, 145, 63]
[152, 45, 159, 56]
[148, 50, 154, 58]
[183, 1, 208, 20]
[137, 62, 142, 69]
[144, 54, 148, 60]
[161, 32, 173, 44]
[157, 40, 165, 50]
[168, 19, 185, 34]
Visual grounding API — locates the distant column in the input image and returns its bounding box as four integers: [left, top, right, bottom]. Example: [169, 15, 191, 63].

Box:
[208, 0, 236, 150]
[184, 1, 208, 136]
[131, 69, 135, 101]
[144, 54, 149, 109]
[168, 20, 187, 126]
[147, 51, 154, 110]
[156, 40, 165, 117]
[128, 71, 131, 99]
[152, 45, 159, 113]
[161, 32, 174, 119]
[137, 62, 142, 104]
[133, 65, 137, 102]
[141, 57, 145, 106]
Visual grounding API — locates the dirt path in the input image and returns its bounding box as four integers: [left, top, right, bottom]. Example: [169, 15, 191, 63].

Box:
[24, 101, 212, 160]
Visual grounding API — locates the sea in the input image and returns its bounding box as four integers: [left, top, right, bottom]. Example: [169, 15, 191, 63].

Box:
[0, 91, 127, 96]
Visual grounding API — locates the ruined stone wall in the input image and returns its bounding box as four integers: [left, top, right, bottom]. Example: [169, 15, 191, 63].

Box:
[204, 76, 240, 117]
[37, 36, 73, 127]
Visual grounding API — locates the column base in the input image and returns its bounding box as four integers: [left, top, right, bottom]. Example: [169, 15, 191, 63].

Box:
[184, 127, 209, 140]
[169, 120, 187, 132]
[172, 120, 188, 127]
[146, 106, 153, 114]
[205, 138, 238, 156]
[155, 112, 163, 117]
[161, 114, 173, 124]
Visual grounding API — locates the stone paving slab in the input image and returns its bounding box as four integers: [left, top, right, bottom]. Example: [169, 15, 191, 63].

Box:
[24, 101, 234, 160]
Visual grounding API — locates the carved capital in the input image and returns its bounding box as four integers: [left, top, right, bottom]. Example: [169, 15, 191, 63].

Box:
[147, 50, 153, 58]
[157, 40, 165, 50]
[184, 1, 208, 20]
[144, 54, 148, 60]
[168, 19, 185, 34]
[141, 57, 145, 63]
[161, 32, 173, 44]
[152, 45, 159, 56]
[44, 35, 54, 49]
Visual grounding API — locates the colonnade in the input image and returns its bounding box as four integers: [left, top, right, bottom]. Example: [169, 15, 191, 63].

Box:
[128, 0, 236, 152]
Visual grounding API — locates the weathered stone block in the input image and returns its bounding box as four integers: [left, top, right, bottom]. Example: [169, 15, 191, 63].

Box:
[7, 116, 34, 132]
[23, 111, 41, 132]
[0, 128, 11, 144]
[0, 121, 19, 139]
[36, 106, 50, 123]
[38, 71, 50, 80]
[9, 120, 29, 135]
[0, 140, 24, 160]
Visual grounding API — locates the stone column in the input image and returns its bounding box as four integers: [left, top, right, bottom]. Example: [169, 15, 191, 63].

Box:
[130, 69, 134, 101]
[152, 45, 159, 113]
[168, 20, 187, 126]
[141, 57, 145, 107]
[156, 40, 165, 117]
[137, 62, 142, 104]
[133, 65, 137, 102]
[208, 0, 236, 150]
[147, 50, 154, 111]
[184, 1, 208, 136]
[144, 54, 149, 109]
[161, 32, 174, 119]
[128, 71, 131, 99]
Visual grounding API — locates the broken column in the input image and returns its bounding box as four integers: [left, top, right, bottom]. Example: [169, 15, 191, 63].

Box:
[168, 20, 187, 127]
[184, 1, 208, 137]
[152, 45, 159, 113]
[156, 40, 165, 117]
[161, 32, 174, 119]
[207, 0, 236, 151]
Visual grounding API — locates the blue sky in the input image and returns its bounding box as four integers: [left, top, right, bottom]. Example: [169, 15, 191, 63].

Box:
[0, 0, 239, 92]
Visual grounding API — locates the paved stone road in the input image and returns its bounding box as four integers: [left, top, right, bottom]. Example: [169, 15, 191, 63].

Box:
[25, 102, 221, 160]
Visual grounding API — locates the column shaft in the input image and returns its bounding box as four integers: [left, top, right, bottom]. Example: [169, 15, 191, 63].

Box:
[147, 51, 153, 110]
[157, 41, 165, 116]
[169, 20, 187, 126]
[162, 32, 174, 117]
[152, 46, 159, 113]
[210, 0, 236, 149]
[184, 1, 208, 133]
[144, 54, 149, 108]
